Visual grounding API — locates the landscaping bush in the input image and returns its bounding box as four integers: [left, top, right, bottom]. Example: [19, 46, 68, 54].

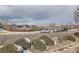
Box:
[39, 35, 54, 46]
[15, 38, 31, 50]
[74, 32, 79, 37]
[0, 44, 17, 53]
[33, 39, 46, 51]
[65, 35, 76, 42]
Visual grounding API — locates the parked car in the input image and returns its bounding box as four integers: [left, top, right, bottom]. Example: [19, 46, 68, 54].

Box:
[40, 29, 50, 33]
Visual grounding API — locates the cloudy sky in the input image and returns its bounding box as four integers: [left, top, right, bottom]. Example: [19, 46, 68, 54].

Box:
[0, 5, 77, 25]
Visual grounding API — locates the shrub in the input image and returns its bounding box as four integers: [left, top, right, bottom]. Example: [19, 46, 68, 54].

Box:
[65, 35, 76, 42]
[15, 38, 31, 50]
[33, 39, 46, 51]
[74, 32, 79, 37]
[0, 44, 17, 53]
[39, 35, 54, 46]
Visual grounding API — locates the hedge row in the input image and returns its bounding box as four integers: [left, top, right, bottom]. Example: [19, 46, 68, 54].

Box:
[0, 44, 17, 53]
[15, 38, 31, 50]
[74, 32, 79, 37]
[65, 35, 76, 42]
[0, 38, 31, 53]
[33, 39, 46, 51]
[33, 35, 55, 51]
[39, 35, 54, 46]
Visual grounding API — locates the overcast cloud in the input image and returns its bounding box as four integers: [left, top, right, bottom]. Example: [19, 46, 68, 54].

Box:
[0, 5, 77, 25]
